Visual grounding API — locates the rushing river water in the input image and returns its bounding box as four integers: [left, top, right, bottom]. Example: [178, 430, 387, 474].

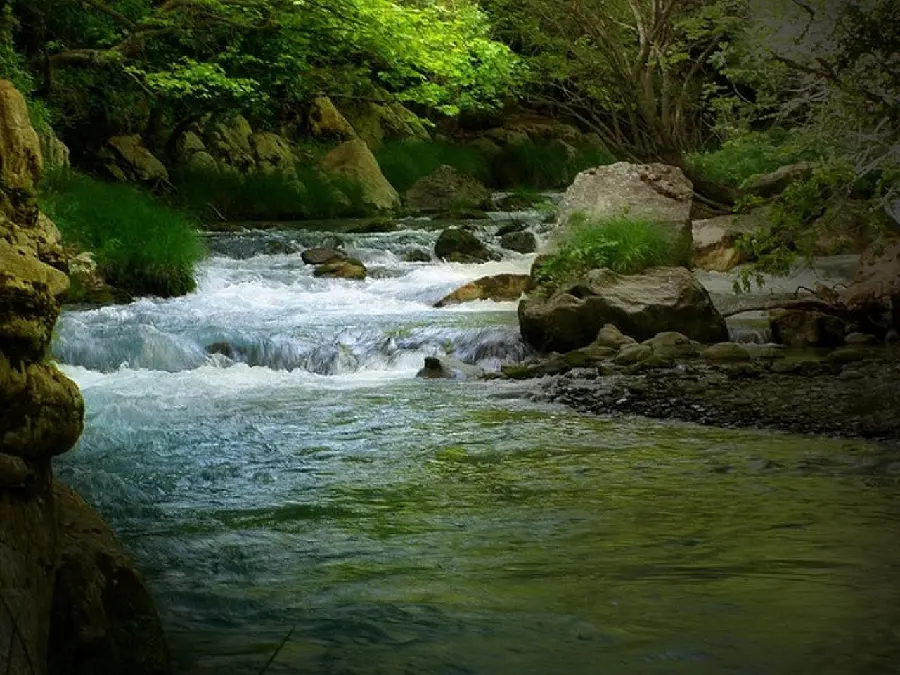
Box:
[53, 221, 900, 674]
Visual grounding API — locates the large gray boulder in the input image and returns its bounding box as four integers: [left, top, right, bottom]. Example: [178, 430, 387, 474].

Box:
[307, 96, 357, 141]
[692, 210, 767, 272]
[556, 162, 693, 265]
[519, 266, 728, 352]
[320, 139, 400, 211]
[405, 165, 491, 214]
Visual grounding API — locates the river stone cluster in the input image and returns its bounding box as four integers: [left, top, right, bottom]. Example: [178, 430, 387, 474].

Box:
[0, 80, 170, 675]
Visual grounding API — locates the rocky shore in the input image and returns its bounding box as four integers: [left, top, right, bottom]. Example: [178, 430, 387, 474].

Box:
[540, 346, 900, 440]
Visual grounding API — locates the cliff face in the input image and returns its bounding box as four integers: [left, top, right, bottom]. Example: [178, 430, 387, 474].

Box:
[0, 81, 169, 675]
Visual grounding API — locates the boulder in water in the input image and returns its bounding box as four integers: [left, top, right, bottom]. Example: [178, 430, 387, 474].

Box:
[434, 274, 533, 307]
[500, 231, 537, 254]
[703, 342, 752, 362]
[403, 248, 432, 263]
[770, 309, 846, 348]
[302, 247, 346, 265]
[314, 258, 367, 280]
[519, 267, 728, 353]
[416, 355, 483, 380]
[434, 227, 494, 263]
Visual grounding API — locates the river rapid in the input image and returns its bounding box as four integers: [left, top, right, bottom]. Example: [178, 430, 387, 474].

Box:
[53, 220, 900, 674]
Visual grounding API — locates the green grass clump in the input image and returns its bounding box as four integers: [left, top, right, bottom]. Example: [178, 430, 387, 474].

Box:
[535, 214, 678, 286]
[687, 129, 820, 188]
[169, 164, 369, 222]
[376, 140, 490, 192]
[491, 141, 613, 189]
[40, 169, 204, 298]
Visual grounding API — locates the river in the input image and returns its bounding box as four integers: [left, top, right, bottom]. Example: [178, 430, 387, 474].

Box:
[53, 220, 900, 674]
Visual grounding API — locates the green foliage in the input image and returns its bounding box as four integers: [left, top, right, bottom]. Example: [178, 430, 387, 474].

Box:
[687, 130, 819, 188]
[376, 140, 490, 193]
[39, 169, 204, 298]
[535, 214, 677, 286]
[491, 141, 613, 189]
[169, 165, 369, 223]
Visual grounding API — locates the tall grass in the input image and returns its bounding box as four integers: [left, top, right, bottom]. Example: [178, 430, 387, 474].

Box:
[39, 169, 204, 298]
[687, 129, 820, 188]
[169, 164, 369, 222]
[490, 141, 614, 189]
[535, 214, 677, 286]
[376, 140, 490, 193]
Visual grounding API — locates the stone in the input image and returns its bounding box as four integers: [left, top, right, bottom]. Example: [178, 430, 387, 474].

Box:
[100, 135, 169, 184]
[841, 242, 900, 331]
[703, 342, 752, 362]
[519, 267, 728, 353]
[556, 163, 694, 265]
[403, 249, 432, 263]
[204, 115, 255, 171]
[434, 227, 493, 263]
[342, 99, 430, 150]
[0, 80, 43, 191]
[692, 210, 768, 272]
[594, 323, 637, 350]
[747, 162, 815, 198]
[320, 139, 400, 211]
[313, 258, 367, 280]
[845, 332, 880, 346]
[434, 274, 533, 307]
[770, 310, 846, 348]
[307, 97, 357, 140]
[405, 165, 491, 214]
[67, 252, 115, 305]
[614, 344, 653, 366]
[418, 355, 484, 380]
[0, 453, 30, 487]
[826, 346, 874, 365]
[49, 484, 171, 675]
[38, 127, 70, 170]
[250, 132, 295, 174]
[500, 231, 537, 254]
[643, 331, 702, 360]
[301, 247, 346, 265]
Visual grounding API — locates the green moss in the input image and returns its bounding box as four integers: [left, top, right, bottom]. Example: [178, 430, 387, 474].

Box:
[39, 169, 204, 298]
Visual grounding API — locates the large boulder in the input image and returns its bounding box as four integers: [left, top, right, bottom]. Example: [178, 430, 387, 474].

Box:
[341, 99, 429, 150]
[307, 97, 357, 141]
[519, 266, 728, 352]
[434, 227, 494, 263]
[434, 274, 534, 307]
[48, 485, 171, 675]
[841, 242, 900, 332]
[320, 139, 400, 211]
[99, 135, 169, 185]
[203, 115, 255, 171]
[499, 230, 537, 254]
[0, 80, 42, 191]
[556, 163, 693, 265]
[250, 132, 295, 175]
[405, 165, 491, 214]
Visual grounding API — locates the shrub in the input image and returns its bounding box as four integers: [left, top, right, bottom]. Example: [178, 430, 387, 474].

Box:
[535, 214, 678, 286]
[169, 164, 369, 222]
[687, 129, 820, 188]
[376, 140, 490, 192]
[39, 169, 204, 298]
[490, 140, 613, 189]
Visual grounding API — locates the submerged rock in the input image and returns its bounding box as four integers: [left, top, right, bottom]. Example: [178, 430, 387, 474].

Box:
[519, 267, 728, 353]
[314, 258, 367, 280]
[434, 274, 533, 307]
[416, 355, 483, 380]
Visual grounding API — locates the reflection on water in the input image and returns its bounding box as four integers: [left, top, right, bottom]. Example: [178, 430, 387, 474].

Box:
[54, 226, 900, 675]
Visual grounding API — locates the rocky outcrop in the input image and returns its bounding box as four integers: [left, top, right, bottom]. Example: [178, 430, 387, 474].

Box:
[307, 97, 357, 141]
[0, 80, 169, 675]
[434, 227, 494, 263]
[556, 163, 693, 265]
[340, 98, 429, 150]
[99, 135, 169, 185]
[320, 139, 400, 211]
[38, 128, 70, 170]
[405, 165, 491, 214]
[249, 132, 295, 175]
[841, 242, 900, 332]
[434, 274, 533, 307]
[48, 485, 171, 675]
[203, 115, 256, 172]
[519, 266, 728, 352]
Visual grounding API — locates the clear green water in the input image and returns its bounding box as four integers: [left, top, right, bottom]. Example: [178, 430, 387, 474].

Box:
[53, 228, 900, 674]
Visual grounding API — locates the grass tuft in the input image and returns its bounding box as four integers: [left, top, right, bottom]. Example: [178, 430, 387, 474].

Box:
[39, 169, 204, 298]
[535, 214, 678, 286]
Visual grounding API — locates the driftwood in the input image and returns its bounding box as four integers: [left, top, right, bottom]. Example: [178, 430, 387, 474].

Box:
[720, 297, 847, 319]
